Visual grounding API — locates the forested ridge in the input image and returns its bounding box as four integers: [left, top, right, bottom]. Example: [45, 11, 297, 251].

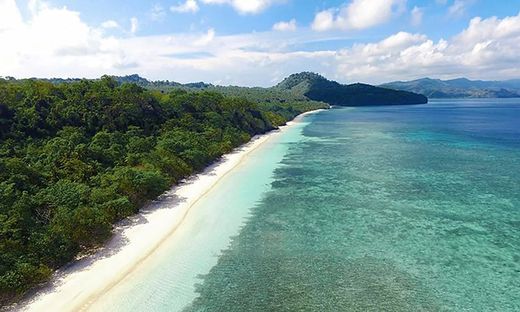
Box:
[275, 72, 428, 106]
[0, 76, 328, 305]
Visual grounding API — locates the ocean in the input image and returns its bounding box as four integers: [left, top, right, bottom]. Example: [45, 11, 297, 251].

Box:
[93, 99, 520, 311]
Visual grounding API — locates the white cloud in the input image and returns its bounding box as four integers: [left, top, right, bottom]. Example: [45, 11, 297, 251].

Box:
[194, 28, 216, 46]
[200, 0, 281, 14]
[171, 0, 199, 13]
[311, 10, 336, 32]
[312, 0, 406, 31]
[0, 0, 23, 31]
[130, 17, 139, 34]
[149, 4, 166, 21]
[27, 0, 48, 15]
[273, 19, 296, 31]
[101, 20, 119, 29]
[1, 0, 520, 87]
[456, 14, 520, 44]
[168, 0, 283, 15]
[411, 6, 423, 26]
[0, 0, 126, 77]
[448, 0, 471, 17]
[334, 12, 520, 83]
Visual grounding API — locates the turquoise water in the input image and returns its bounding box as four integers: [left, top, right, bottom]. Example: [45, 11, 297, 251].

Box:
[89, 116, 311, 311]
[98, 99, 520, 311]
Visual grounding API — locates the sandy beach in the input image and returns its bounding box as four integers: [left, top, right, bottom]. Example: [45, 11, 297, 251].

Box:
[11, 110, 322, 312]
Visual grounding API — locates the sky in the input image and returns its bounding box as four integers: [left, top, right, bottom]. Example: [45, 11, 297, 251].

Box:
[1, 0, 520, 86]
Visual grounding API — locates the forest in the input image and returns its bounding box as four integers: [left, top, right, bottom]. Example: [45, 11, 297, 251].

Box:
[275, 72, 428, 106]
[0, 76, 328, 304]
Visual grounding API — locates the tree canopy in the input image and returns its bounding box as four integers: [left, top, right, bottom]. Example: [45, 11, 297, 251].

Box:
[275, 72, 428, 106]
[0, 77, 327, 305]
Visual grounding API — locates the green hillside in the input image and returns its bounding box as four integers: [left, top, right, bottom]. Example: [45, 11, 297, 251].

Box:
[0, 77, 326, 304]
[275, 72, 428, 106]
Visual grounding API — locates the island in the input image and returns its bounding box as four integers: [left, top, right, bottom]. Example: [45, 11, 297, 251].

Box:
[275, 72, 428, 106]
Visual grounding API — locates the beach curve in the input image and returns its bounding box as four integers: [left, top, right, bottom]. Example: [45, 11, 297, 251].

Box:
[10, 109, 323, 312]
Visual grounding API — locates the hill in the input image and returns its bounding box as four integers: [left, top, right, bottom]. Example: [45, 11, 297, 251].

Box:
[21, 73, 428, 107]
[380, 78, 520, 98]
[275, 72, 428, 106]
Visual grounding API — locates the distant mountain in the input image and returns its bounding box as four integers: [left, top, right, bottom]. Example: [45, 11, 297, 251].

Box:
[380, 78, 520, 98]
[275, 72, 428, 106]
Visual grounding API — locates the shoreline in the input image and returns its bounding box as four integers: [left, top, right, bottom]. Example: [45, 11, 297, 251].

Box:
[11, 109, 324, 312]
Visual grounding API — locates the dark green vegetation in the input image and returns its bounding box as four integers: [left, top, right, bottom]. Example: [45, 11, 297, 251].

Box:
[0, 70, 426, 305]
[275, 72, 428, 106]
[0, 76, 327, 305]
[32, 72, 429, 106]
[381, 77, 520, 98]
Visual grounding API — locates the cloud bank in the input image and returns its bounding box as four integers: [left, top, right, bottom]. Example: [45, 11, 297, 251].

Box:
[273, 19, 297, 31]
[312, 0, 406, 31]
[1, 0, 520, 86]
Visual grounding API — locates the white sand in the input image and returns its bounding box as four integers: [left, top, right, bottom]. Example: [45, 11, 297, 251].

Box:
[13, 110, 323, 312]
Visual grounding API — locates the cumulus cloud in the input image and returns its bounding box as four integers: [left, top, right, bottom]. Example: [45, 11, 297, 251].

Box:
[194, 28, 216, 46]
[170, 0, 199, 13]
[312, 0, 406, 31]
[130, 17, 139, 34]
[0, 0, 128, 77]
[168, 0, 283, 15]
[448, 0, 468, 17]
[0, 0, 23, 31]
[411, 6, 423, 26]
[101, 20, 119, 29]
[335, 12, 520, 83]
[336, 32, 449, 82]
[200, 0, 281, 14]
[273, 19, 297, 31]
[1, 0, 520, 86]
[149, 4, 166, 21]
[311, 10, 336, 32]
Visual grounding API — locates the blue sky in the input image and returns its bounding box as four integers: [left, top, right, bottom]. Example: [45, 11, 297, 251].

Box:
[2, 0, 520, 86]
[28, 0, 518, 38]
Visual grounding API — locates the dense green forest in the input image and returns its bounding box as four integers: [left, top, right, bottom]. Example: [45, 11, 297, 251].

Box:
[0, 70, 424, 304]
[0, 76, 327, 304]
[275, 72, 428, 106]
[41, 73, 428, 106]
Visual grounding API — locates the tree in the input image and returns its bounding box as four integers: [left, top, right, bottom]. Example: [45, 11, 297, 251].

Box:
[0, 76, 326, 304]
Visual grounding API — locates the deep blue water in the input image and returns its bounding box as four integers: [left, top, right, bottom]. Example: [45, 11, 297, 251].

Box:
[184, 99, 520, 311]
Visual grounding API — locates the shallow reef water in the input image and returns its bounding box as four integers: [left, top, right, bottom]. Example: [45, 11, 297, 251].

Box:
[98, 99, 520, 312]
[185, 99, 520, 312]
